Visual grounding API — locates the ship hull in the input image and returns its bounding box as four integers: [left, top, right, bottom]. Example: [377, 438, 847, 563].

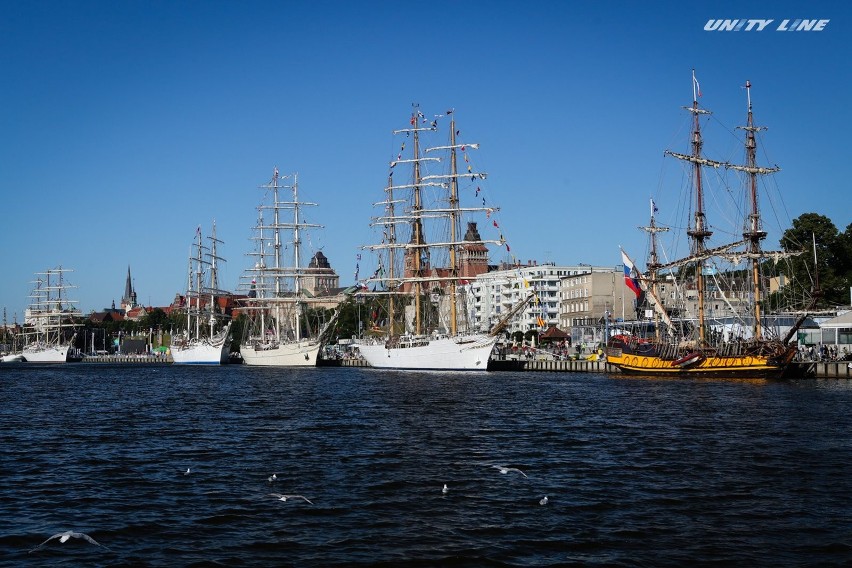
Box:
[357, 334, 497, 371]
[22, 344, 71, 363]
[171, 340, 230, 365]
[241, 340, 321, 367]
[606, 340, 798, 378]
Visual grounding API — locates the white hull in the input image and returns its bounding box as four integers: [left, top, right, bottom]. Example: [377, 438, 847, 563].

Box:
[2, 353, 26, 363]
[357, 334, 497, 370]
[22, 344, 70, 363]
[171, 324, 232, 365]
[241, 340, 321, 367]
[171, 340, 230, 365]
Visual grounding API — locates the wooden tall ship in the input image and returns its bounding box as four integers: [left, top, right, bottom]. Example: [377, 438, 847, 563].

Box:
[607, 73, 808, 378]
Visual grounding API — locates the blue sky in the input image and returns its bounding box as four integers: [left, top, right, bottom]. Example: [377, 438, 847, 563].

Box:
[1, 0, 848, 318]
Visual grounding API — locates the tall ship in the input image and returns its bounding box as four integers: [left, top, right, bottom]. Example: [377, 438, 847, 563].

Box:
[239, 169, 338, 366]
[171, 222, 232, 365]
[607, 73, 809, 377]
[22, 267, 82, 363]
[355, 106, 529, 370]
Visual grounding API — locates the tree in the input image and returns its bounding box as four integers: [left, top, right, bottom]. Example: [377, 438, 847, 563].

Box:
[778, 213, 847, 307]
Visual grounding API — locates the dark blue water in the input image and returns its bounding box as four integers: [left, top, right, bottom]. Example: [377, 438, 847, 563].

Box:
[1, 365, 851, 567]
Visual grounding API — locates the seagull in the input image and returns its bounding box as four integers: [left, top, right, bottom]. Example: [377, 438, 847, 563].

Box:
[442, 484, 449, 494]
[267, 473, 278, 482]
[184, 468, 191, 475]
[269, 493, 313, 504]
[540, 495, 549, 505]
[29, 531, 107, 553]
[492, 465, 528, 478]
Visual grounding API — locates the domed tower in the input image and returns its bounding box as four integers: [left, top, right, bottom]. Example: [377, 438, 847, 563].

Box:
[303, 251, 339, 296]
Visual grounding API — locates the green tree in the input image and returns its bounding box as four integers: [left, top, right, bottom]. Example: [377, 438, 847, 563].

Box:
[778, 213, 847, 307]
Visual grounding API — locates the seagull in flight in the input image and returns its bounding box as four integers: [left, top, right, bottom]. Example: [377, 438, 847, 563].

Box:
[269, 493, 313, 504]
[29, 531, 108, 553]
[492, 465, 528, 478]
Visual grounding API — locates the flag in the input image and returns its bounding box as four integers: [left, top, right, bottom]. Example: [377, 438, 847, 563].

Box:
[693, 71, 702, 98]
[621, 249, 642, 298]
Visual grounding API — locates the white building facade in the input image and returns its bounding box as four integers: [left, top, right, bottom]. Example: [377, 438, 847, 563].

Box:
[466, 263, 616, 336]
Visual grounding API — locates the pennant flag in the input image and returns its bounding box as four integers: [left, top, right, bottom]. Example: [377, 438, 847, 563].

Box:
[493, 220, 499, 228]
[621, 249, 642, 298]
[475, 187, 480, 196]
[693, 70, 703, 98]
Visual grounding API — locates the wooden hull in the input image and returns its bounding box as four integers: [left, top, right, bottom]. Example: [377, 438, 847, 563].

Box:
[606, 340, 798, 378]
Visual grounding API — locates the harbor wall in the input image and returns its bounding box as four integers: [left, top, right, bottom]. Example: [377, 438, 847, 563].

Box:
[55, 355, 852, 377]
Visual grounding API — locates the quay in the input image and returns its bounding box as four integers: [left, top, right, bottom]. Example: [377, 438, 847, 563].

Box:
[82, 355, 173, 364]
[61, 355, 849, 378]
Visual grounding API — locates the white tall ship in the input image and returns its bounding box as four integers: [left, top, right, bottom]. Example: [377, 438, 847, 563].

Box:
[239, 169, 338, 367]
[22, 267, 82, 363]
[355, 106, 528, 370]
[171, 222, 232, 365]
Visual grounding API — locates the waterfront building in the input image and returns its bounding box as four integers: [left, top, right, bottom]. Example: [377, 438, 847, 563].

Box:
[559, 267, 634, 349]
[467, 263, 614, 336]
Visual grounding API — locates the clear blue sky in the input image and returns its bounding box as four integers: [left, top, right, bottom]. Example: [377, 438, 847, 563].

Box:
[1, 0, 848, 319]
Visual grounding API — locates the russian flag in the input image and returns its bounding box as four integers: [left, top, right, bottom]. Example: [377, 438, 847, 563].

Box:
[621, 249, 642, 298]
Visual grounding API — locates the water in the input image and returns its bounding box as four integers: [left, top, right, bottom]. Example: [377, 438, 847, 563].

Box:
[1, 365, 851, 567]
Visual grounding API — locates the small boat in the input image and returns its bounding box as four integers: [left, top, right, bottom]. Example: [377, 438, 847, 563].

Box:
[671, 352, 705, 368]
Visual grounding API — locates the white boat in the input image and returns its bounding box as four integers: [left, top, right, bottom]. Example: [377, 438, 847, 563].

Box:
[171, 222, 232, 365]
[354, 106, 529, 371]
[239, 169, 339, 367]
[21, 267, 82, 363]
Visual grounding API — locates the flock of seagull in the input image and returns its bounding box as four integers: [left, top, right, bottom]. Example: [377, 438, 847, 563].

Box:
[27, 462, 549, 554]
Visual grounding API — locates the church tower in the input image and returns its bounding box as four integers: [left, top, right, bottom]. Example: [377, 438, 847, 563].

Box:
[121, 265, 138, 313]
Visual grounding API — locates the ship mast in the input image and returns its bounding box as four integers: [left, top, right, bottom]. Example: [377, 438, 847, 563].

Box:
[206, 220, 225, 334]
[687, 70, 712, 345]
[448, 114, 460, 335]
[386, 173, 397, 338]
[665, 70, 717, 345]
[411, 105, 425, 335]
[639, 199, 669, 342]
[739, 80, 768, 339]
[292, 174, 303, 341]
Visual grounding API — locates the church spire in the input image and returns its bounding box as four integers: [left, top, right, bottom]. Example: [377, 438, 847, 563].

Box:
[121, 265, 137, 312]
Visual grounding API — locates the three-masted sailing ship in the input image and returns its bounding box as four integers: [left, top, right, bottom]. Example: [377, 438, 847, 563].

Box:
[170, 222, 232, 364]
[607, 73, 807, 377]
[239, 169, 338, 366]
[356, 106, 526, 370]
[21, 267, 82, 363]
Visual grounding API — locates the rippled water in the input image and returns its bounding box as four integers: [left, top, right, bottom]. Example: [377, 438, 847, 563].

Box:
[1, 364, 851, 566]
